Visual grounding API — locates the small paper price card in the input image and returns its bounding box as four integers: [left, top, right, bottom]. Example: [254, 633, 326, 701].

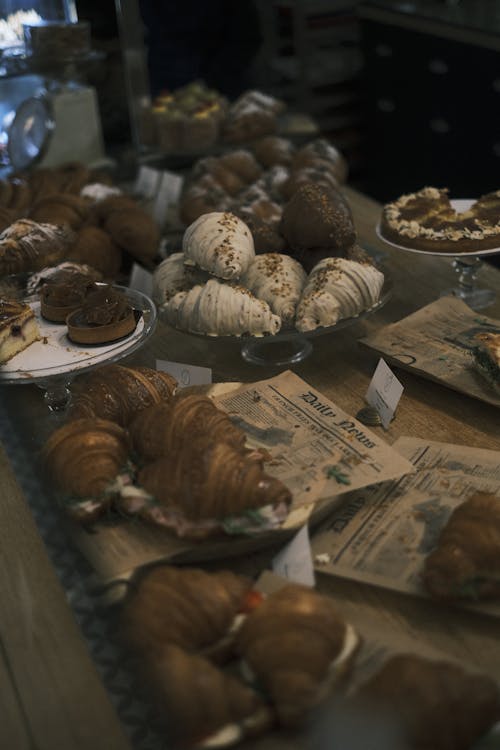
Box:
[365, 358, 403, 429]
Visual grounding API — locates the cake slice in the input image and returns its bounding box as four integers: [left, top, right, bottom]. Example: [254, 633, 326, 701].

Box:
[0, 299, 40, 364]
[472, 332, 500, 395]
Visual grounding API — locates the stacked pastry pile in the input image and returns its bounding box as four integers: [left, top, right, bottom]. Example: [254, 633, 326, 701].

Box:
[116, 564, 500, 749]
[0, 160, 161, 283]
[154, 207, 384, 336]
[179, 136, 349, 253]
[43, 364, 291, 536]
[141, 86, 285, 155]
[141, 81, 229, 153]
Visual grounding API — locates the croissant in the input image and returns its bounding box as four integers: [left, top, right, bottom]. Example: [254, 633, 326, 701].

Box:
[129, 392, 247, 462]
[151, 252, 209, 307]
[43, 418, 129, 498]
[121, 564, 254, 657]
[183, 211, 255, 280]
[104, 208, 161, 264]
[137, 438, 291, 521]
[295, 257, 385, 332]
[143, 645, 270, 745]
[346, 654, 500, 750]
[235, 583, 360, 727]
[69, 226, 123, 279]
[67, 364, 177, 426]
[240, 253, 307, 323]
[29, 192, 90, 229]
[165, 279, 281, 337]
[0, 219, 75, 277]
[422, 491, 500, 600]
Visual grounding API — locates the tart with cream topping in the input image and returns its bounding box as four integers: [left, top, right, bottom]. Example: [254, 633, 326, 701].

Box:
[380, 187, 500, 253]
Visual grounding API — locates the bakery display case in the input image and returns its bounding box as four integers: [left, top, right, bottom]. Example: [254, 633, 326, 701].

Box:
[1, 5, 500, 743]
[0, 0, 107, 173]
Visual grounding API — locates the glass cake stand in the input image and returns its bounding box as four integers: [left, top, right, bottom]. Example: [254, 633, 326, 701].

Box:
[376, 199, 500, 311]
[163, 273, 393, 368]
[0, 286, 157, 412]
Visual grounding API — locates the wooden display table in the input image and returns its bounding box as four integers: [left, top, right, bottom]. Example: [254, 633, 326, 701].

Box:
[1, 186, 500, 749]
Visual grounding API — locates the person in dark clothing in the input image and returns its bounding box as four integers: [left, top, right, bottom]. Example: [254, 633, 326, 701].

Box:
[138, 0, 263, 98]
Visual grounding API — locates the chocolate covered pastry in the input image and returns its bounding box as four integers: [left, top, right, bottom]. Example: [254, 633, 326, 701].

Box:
[280, 184, 357, 271]
[40, 268, 99, 322]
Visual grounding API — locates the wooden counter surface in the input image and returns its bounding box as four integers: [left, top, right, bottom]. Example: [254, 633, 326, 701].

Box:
[1, 186, 500, 749]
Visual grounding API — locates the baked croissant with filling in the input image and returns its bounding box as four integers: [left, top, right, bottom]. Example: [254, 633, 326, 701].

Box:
[344, 654, 500, 750]
[129, 392, 247, 462]
[422, 491, 500, 600]
[67, 364, 177, 426]
[43, 418, 129, 499]
[165, 278, 281, 337]
[137, 437, 291, 521]
[183, 211, 255, 280]
[142, 645, 270, 745]
[235, 583, 361, 727]
[0, 219, 74, 277]
[295, 257, 385, 332]
[240, 252, 306, 323]
[121, 564, 255, 658]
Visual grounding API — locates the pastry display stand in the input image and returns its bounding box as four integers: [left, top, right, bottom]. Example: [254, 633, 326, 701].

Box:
[163, 272, 393, 368]
[0, 287, 157, 412]
[376, 200, 500, 311]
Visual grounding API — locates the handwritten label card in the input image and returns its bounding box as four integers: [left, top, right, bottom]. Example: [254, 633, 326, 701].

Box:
[365, 358, 403, 429]
[156, 359, 212, 388]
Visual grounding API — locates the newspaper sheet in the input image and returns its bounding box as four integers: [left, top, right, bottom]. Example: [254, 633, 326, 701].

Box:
[311, 437, 500, 617]
[74, 371, 414, 589]
[360, 295, 500, 407]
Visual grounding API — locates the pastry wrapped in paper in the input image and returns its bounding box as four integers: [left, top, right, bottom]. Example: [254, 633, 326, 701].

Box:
[121, 565, 257, 659]
[423, 491, 500, 600]
[236, 583, 361, 727]
[344, 654, 500, 750]
[295, 257, 384, 332]
[472, 332, 500, 395]
[137, 437, 291, 522]
[164, 278, 281, 337]
[183, 211, 255, 280]
[143, 645, 271, 746]
[240, 253, 306, 323]
[43, 418, 129, 501]
[129, 392, 247, 462]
